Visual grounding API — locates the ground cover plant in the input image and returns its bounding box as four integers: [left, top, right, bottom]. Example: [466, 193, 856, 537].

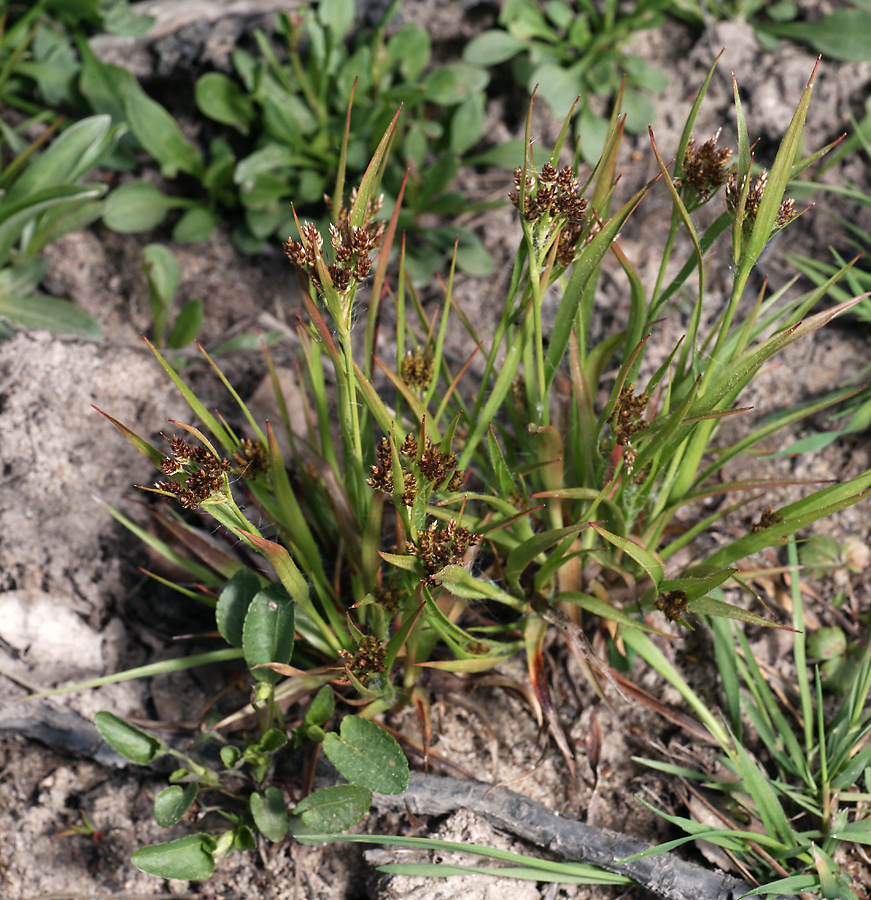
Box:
[462, 0, 669, 163]
[668, 0, 871, 63]
[94, 0, 506, 284]
[0, 112, 120, 339]
[47, 45, 871, 894]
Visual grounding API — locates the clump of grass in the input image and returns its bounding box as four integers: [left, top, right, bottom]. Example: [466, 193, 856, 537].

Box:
[63, 56, 871, 885]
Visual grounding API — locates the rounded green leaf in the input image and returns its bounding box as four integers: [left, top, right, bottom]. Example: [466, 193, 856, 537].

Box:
[293, 784, 372, 833]
[386, 23, 431, 80]
[462, 30, 526, 66]
[423, 64, 489, 106]
[154, 783, 198, 828]
[305, 685, 335, 728]
[131, 834, 216, 880]
[94, 711, 163, 765]
[242, 583, 296, 684]
[233, 825, 256, 851]
[102, 181, 188, 233]
[216, 568, 263, 648]
[455, 229, 495, 278]
[195, 72, 256, 134]
[322, 717, 409, 795]
[251, 787, 287, 842]
[172, 207, 217, 243]
[220, 745, 241, 768]
[450, 94, 485, 155]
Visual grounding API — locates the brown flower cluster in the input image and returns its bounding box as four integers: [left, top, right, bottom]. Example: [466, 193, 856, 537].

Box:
[612, 383, 649, 473]
[154, 435, 231, 510]
[401, 348, 434, 392]
[750, 506, 784, 533]
[367, 436, 417, 506]
[367, 431, 464, 506]
[408, 519, 479, 583]
[232, 437, 268, 476]
[656, 590, 689, 623]
[284, 189, 384, 294]
[509, 162, 589, 265]
[677, 131, 733, 203]
[725, 170, 797, 235]
[372, 580, 404, 614]
[338, 634, 387, 683]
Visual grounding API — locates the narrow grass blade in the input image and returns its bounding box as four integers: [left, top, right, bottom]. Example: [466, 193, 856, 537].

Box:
[25, 648, 244, 699]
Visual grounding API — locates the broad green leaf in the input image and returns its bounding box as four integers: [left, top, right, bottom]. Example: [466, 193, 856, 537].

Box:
[293, 784, 372, 833]
[216, 568, 264, 648]
[195, 72, 256, 134]
[94, 712, 164, 765]
[124, 89, 204, 179]
[462, 30, 526, 65]
[0, 185, 105, 266]
[154, 783, 198, 828]
[251, 787, 288, 842]
[242, 583, 297, 684]
[467, 138, 525, 171]
[759, 11, 871, 63]
[131, 834, 217, 880]
[531, 62, 583, 118]
[4, 115, 114, 207]
[102, 181, 190, 233]
[385, 23, 431, 80]
[172, 207, 217, 242]
[322, 717, 409, 794]
[450, 93, 485, 155]
[304, 685, 335, 728]
[0, 293, 104, 339]
[423, 63, 489, 106]
[318, 0, 355, 41]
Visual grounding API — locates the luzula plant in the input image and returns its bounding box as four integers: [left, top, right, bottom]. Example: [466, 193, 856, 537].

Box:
[67, 57, 871, 885]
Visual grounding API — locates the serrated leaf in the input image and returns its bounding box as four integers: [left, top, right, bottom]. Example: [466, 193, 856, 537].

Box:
[322, 717, 409, 794]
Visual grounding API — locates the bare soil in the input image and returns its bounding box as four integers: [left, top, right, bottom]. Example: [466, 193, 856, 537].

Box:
[2, 2, 871, 899]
